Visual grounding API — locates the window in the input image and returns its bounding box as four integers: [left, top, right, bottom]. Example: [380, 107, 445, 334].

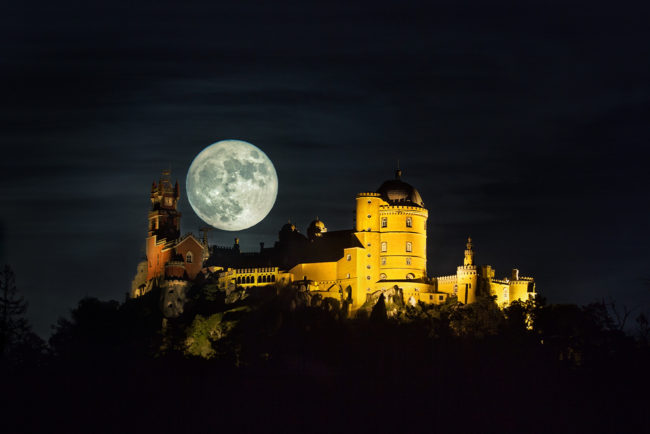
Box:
[406, 273, 415, 279]
[381, 257, 386, 265]
[381, 242, 387, 252]
[439, 295, 444, 301]
[367, 200, 372, 204]
[367, 276, 371, 280]
[367, 214, 371, 218]
[406, 242, 412, 252]
[406, 257, 411, 265]
[367, 243, 371, 247]
[186, 252, 193, 263]
[366, 265, 371, 269]
[346, 254, 351, 261]
[379, 273, 387, 280]
[381, 217, 387, 228]
[453, 284, 458, 295]
[406, 217, 412, 228]
[346, 273, 350, 278]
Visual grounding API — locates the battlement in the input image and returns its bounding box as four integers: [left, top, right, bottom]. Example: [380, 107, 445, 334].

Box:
[379, 206, 428, 213]
[212, 245, 238, 251]
[457, 265, 477, 271]
[357, 192, 381, 197]
[436, 275, 457, 282]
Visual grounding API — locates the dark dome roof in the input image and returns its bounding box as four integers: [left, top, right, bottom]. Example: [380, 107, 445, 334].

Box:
[280, 222, 297, 233]
[308, 219, 326, 231]
[376, 170, 424, 207]
[307, 218, 327, 239]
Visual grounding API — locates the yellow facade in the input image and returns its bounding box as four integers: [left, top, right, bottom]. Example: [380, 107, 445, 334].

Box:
[275, 171, 536, 311]
[217, 266, 294, 292]
[202, 171, 536, 312]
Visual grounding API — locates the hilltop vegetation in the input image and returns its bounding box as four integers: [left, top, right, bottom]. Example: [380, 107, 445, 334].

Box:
[1, 267, 649, 433]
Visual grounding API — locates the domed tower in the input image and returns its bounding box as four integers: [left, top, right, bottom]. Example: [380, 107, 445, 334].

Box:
[278, 221, 298, 243]
[375, 169, 428, 281]
[354, 169, 428, 298]
[307, 217, 327, 240]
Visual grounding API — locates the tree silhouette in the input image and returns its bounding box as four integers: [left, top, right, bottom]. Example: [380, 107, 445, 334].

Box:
[0, 265, 45, 365]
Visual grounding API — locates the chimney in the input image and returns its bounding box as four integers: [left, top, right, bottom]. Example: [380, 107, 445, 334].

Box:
[511, 268, 519, 281]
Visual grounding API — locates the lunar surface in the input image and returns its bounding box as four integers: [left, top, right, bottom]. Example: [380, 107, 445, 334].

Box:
[186, 140, 278, 231]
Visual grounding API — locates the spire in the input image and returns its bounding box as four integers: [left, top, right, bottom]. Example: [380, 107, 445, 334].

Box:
[464, 236, 475, 267]
[174, 180, 180, 198]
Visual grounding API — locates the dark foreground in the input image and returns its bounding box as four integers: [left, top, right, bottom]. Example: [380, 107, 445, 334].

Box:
[3, 341, 649, 434]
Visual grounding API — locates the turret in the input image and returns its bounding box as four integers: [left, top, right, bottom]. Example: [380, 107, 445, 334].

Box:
[307, 217, 327, 240]
[464, 237, 475, 266]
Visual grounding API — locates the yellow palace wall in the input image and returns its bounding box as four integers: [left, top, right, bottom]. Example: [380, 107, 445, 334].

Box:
[213, 177, 536, 311]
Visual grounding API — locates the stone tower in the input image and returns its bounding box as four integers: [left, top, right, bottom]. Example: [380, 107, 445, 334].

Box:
[146, 170, 182, 280]
[457, 237, 478, 304]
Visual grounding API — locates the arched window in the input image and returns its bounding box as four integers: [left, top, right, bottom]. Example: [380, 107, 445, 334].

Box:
[406, 217, 412, 228]
[406, 242, 412, 252]
[381, 217, 387, 228]
[272, 275, 276, 282]
[379, 273, 387, 280]
[381, 242, 387, 252]
[406, 257, 411, 265]
[406, 273, 415, 280]
[186, 252, 193, 263]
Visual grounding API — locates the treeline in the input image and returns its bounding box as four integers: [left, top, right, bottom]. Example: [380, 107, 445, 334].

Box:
[1, 266, 649, 433]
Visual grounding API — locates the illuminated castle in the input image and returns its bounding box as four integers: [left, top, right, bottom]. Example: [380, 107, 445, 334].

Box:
[132, 169, 535, 314]
[131, 170, 206, 314]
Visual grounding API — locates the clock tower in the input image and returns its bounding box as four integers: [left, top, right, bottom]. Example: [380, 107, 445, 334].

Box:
[148, 169, 181, 241]
[146, 170, 182, 280]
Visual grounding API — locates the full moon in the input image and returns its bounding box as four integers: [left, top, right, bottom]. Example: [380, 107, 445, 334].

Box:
[186, 139, 278, 231]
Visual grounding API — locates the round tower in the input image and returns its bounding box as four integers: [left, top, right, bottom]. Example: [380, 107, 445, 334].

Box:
[375, 169, 428, 281]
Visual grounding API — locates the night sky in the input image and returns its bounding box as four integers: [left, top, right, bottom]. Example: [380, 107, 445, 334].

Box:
[2, 1, 649, 337]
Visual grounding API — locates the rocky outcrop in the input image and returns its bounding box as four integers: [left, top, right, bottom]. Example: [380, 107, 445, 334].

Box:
[363, 285, 405, 318]
[160, 280, 189, 318]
